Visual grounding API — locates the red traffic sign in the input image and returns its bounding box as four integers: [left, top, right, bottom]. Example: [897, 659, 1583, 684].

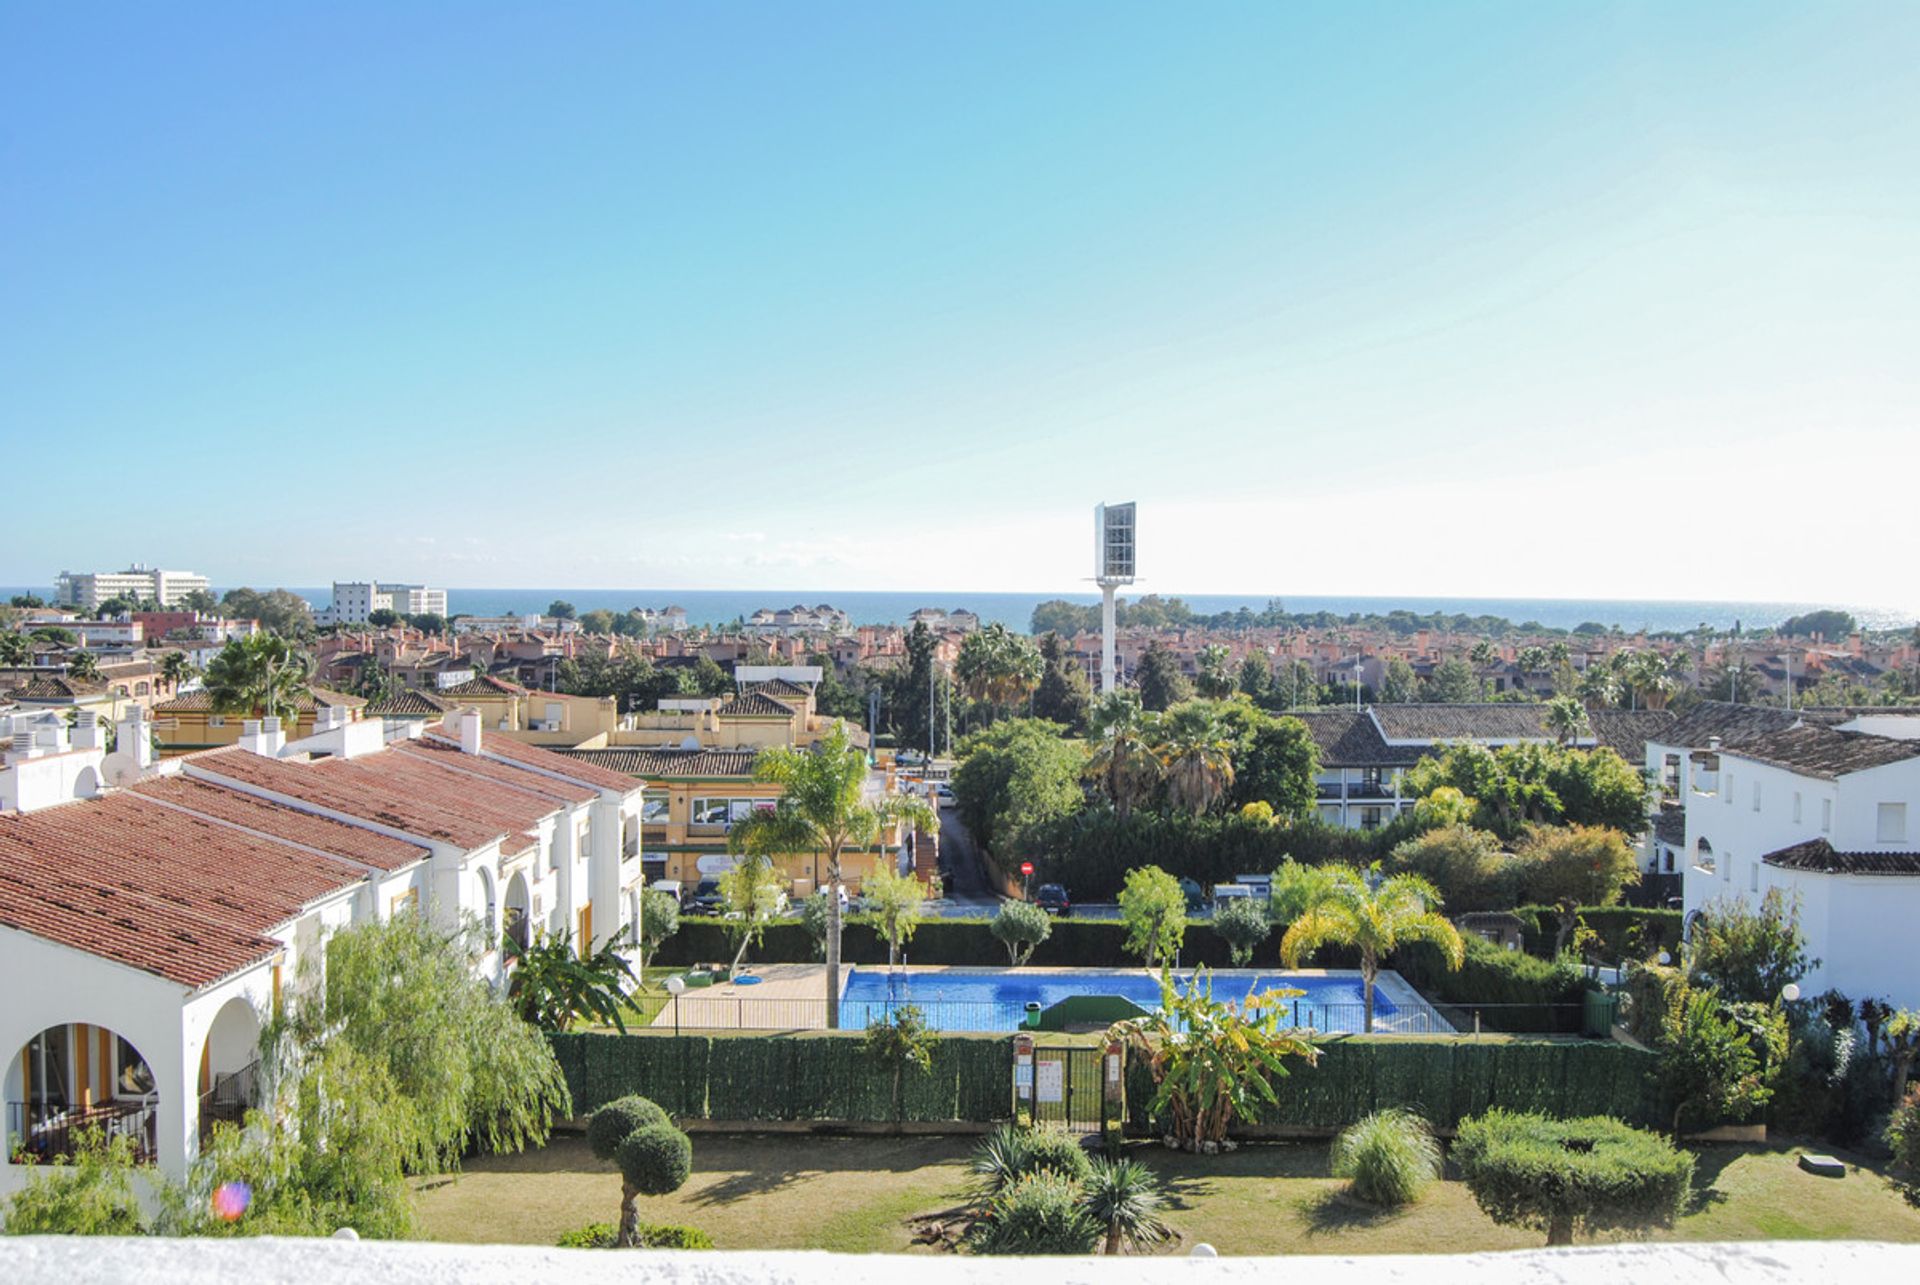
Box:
[1019, 862, 1034, 876]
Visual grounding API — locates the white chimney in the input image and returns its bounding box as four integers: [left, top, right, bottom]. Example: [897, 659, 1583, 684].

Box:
[118, 708, 155, 770]
[9, 730, 38, 763]
[72, 711, 104, 751]
[240, 716, 287, 757]
[459, 708, 483, 756]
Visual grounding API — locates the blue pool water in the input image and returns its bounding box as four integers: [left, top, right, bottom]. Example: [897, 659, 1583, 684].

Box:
[837, 968, 1397, 1033]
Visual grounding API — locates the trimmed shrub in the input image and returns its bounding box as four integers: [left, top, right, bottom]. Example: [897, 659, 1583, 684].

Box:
[1025, 808, 1380, 901]
[557, 1221, 714, 1249]
[1890, 1088, 1920, 1186]
[587, 1095, 671, 1161]
[1330, 1110, 1440, 1206]
[1395, 934, 1585, 1032]
[966, 1172, 1100, 1256]
[616, 1125, 693, 1197]
[1453, 1109, 1694, 1245]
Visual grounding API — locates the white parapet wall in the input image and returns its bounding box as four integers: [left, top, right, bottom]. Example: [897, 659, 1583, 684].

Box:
[0, 1240, 1916, 1285]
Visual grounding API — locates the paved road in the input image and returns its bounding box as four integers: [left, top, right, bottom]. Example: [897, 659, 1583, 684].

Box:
[934, 804, 1001, 911]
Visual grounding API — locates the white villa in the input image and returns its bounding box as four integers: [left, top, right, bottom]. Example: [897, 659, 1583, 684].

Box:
[0, 704, 645, 1194]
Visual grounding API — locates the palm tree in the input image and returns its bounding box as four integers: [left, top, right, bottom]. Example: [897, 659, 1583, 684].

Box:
[1280, 865, 1464, 1032]
[1083, 1158, 1170, 1254]
[66, 650, 102, 683]
[1544, 695, 1590, 746]
[1084, 691, 1159, 822]
[158, 650, 197, 694]
[202, 634, 315, 723]
[726, 724, 934, 1027]
[1576, 664, 1620, 712]
[1153, 704, 1235, 816]
[0, 631, 31, 667]
[953, 623, 1044, 722]
[1469, 641, 1497, 700]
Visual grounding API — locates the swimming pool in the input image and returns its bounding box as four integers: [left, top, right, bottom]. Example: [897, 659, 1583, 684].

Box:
[836, 967, 1443, 1034]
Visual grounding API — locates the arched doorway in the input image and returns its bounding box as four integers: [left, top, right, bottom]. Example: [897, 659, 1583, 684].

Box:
[504, 870, 532, 953]
[196, 998, 262, 1141]
[474, 866, 498, 944]
[5, 1024, 158, 1165]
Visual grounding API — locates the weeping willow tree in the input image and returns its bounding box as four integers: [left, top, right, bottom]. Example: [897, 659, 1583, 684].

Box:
[266, 914, 571, 1173]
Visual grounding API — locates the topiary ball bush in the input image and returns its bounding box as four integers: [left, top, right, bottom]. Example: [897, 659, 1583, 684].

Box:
[1453, 1109, 1694, 1245]
[1331, 1110, 1441, 1207]
[588, 1095, 672, 1162]
[967, 1173, 1100, 1256]
[616, 1124, 694, 1197]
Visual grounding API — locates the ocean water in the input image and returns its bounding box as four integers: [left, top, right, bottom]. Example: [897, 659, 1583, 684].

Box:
[7, 586, 1913, 633]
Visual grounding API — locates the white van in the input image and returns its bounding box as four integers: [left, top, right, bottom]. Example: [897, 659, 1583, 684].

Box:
[651, 879, 686, 906]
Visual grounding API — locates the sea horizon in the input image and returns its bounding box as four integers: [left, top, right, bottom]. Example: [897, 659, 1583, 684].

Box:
[11, 586, 1912, 635]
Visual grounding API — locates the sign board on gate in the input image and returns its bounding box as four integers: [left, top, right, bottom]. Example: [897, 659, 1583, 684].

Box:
[1035, 1059, 1065, 1104]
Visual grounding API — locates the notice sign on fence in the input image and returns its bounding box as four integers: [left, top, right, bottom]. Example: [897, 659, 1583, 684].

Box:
[1035, 1059, 1065, 1104]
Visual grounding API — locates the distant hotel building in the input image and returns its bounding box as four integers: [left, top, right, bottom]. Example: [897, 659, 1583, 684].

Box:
[53, 565, 211, 611]
[316, 580, 448, 626]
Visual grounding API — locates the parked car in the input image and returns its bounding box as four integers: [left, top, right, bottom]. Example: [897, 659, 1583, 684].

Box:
[934, 782, 955, 807]
[686, 879, 726, 915]
[650, 879, 686, 907]
[1033, 883, 1071, 916]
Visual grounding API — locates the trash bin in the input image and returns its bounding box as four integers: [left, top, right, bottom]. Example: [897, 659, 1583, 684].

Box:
[1023, 1001, 1043, 1031]
[1583, 989, 1619, 1038]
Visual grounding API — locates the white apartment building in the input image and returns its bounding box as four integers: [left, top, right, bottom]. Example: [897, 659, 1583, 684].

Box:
[1678, 719, 1920, 1007]
[317, 580, 449, 625]
[0, 705, 645, 1195]
[53, 566, 211, 610]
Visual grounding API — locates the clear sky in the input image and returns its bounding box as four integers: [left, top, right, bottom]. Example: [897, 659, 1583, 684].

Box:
[4, 3, 1917, 604]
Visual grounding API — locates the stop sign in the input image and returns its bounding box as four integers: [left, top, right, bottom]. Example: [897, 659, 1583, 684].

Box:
[1020, 862, 1034, 876]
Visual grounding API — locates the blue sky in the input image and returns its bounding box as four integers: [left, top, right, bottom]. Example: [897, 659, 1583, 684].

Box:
[4, 3, 1916, 605]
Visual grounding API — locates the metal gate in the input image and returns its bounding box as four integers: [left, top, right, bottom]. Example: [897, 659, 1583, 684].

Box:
[1014, 1042, 1117, 1135]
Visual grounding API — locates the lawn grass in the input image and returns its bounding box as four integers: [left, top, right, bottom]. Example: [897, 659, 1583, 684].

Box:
[412, 1132, 1920, 1254]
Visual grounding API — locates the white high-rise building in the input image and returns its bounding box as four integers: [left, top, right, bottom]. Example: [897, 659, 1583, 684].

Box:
[318, 580, 449, 625]
[53, 565, 211, 610]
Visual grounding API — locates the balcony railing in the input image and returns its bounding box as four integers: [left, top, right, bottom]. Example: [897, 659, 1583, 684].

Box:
[198, 1060, 261, 1141]
[7, 1098, 157, 1166]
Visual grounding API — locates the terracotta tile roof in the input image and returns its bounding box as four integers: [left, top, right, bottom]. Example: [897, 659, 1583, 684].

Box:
[1290, 711, 1422, 767]
[1762, 837, 1920, 876]
[557, 746, 760, 779]
[0, 794, 369, 988]
[190, 746, 557, 855]
[434, 674, 528, 698]
[741, 678, 810, 698]
[1371, 704, 1560, 742]
[1724, 724, 1920, 780]
[1585, 710, 1679, 761]
[152, 686, 364, 713]
[1656, 701, 1805, 749]
[394, 737, 595, 804]
[445, 733, 641, 794]
[364, 689, 454, 716]
[129, 774, 428, 872]
[715, 691, 796, 718]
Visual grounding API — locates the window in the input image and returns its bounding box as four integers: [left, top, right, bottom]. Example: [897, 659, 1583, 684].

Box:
[728, 799, 757, 825]
[1879, 803, 1908, 844]
[1693, 838, 1714, 874]
[208, 715, 226, 728]
[1751, 781, 1761, 812]
[389, 887, 420, 917]
[1749, 863, 1759, 893]
[1821, 798, 1833, 833]
[691, 798, 729, 827]
[1793, 792, 1803, 823]
[642, 798, 670, 824]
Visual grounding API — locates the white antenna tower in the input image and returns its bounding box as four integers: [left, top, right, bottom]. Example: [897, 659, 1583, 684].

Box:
[1092, 502, 1136, 694]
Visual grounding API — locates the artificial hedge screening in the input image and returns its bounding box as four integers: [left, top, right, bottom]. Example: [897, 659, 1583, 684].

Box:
[550, 1031, 1016, 1124]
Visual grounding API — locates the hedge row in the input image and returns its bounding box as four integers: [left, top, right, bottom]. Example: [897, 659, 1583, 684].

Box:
[1510, 906, 1682, 962]
[1125, 1036, 1660, 1134]
[1025, 809, 1383, 900]
[1395, 936, 1589, 1033]
[549, 1031, 1015, 1124]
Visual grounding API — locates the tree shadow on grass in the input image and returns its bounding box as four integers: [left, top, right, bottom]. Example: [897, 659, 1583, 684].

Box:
[1684, 1143, 1749, 1214]
[1297, 1188, 1412, 1238]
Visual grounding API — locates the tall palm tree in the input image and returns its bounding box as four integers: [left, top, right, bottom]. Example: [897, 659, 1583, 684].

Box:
[1544, 695, 1590, 746]
[158, 650, 197, 694]
[66, 650, 102, 683]
[1153, 704, 1235, 816]
[1576, 664, 1620, 712]
[1280, 865, 1464, 1032]
[1468, 641, 1497, 700]
[0, 631, 31, 667]
[202, 634, 315, 723]
[726, 724, 934, 1028]
[953, 623, 1044, 723]
[1085, 691, 1159, 822]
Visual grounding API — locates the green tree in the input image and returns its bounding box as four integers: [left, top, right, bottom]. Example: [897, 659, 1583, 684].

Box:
[504, 929, 639, 1032]
[725, 725, 934, 1026]
[547, 599, 577, 620]
[587, 1096, 692, 1246]
[862, 1004, 938, 1129]
[1515, 824, 1640, 955]
[1082, 1157, 1170, 1255]
[1030, 632, 1092, 734]
[1153, 703, 1236, 816]
[1686, 889, 1815, 1004]
[1544, 695, 1590, 745]
[1084, 691, 1159, 822]
[1268, 858, 1343, 929]
[991, 899, 1052, 966]
[951, 718, 1085, 857]
[1236, 650, 1272, 701]
[1379, 656, 1418, 703]
[408, 612, 447, 636]
[0, 631, 30, 666]
[1454, 1110, 1694, 1245]
[203, 634, 315, 723]
[1132, 640, 1190, 711]
[1280, 865, 1464, 1032]
[158, 648, 198, 692]
[1194, 644, 1236, 698]
[863, 863, 928, 966]
[954, 623, 1044, 722]
[0, 1127, 146, 1235]
[1112, 969, 1318, 1150]
[220, 587, 315, 636]
[1658, 987, 1786, 1138]
[1212, 894, 1271, 965]
[65, 649, 102, 682]
[1388, 824, 1517, 913]
[635, 888, 681, 979]
[1231, 714, 1321, 819]
[1425, 657, 1476, 703]
[716, 854, 786, 974]
[577, 608, 616, 635]
[1117, 866, 1187, 967]
[365, 608, 400, 628]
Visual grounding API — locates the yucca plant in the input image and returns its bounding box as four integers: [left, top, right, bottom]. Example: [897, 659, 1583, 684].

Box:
[1082, 1157, 1169, 1254]
[969, 1124, 1090, 1197]
[1330, 1110, 1440, 1207]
